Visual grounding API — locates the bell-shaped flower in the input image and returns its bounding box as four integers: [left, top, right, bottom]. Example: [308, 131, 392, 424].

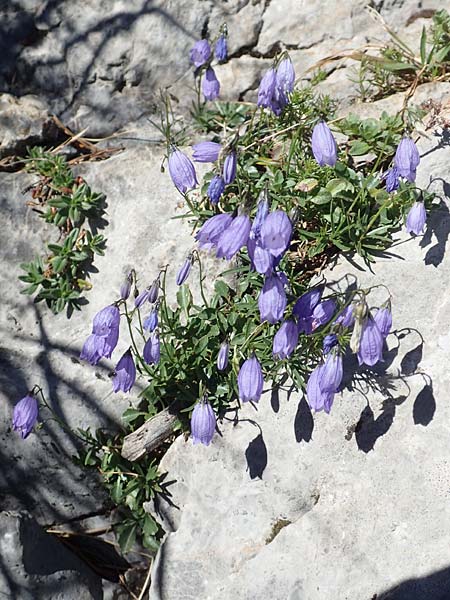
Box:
[81, 304, 120, 365]
[385, 166, 400, 193]
[394, 136, 420, 182]
[143, 307, 158, 332]
[276, 57, 295, 95]
[373, 303, 392, 339]
[195, 213, 233, 250]
[215, 35, 228, 62]
[260, 210, 292, 258]
[216, 341, 229, 371]
[323, 333, 338, 354]
[202, 67, 220, 101]
[334, 304, 355, 329]
[319, 351, 343, 394]
[257, 68, 277, 110]
[120, 272, 132, 300]
[311, 299, 336, 331]
[168, 148, 198, 193]
[311, 121, 338, 167]
[273, 320, 299, 359]
[406, 201, 426, 235]
[357, 315, 383, 366]
[216, 214, 251, 260]
[92, 305, 120, 338]
[250, 196, 269, 240]
[176, 255, 193, 285]
[207, 175, 225, 204]
[238, 355, 264, 403]
[191, 399, 216, 446]
[190, 39, 211, 67]
[258, 272, 287, 323]
[223, 151, 237, 185]
[143, 333, 161, 365]
[12, 394, 39, 439]
[293, 287, 323, 319]
[247, 237, 274, 275]
[112, 350, 136, 393]
[192, 141, 221, 163]
[306, 365, 334, 413]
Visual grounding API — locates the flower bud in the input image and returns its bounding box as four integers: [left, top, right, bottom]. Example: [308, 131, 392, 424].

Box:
[176, 256, 193, 286]
[215, 34, 228, 62]
[192, 141, 222, 163]
[323, 333, 338, 354]
[202, 67, 220, 101]
[191, 399, 216, 446]
[144, 307, 158, 332]
[273, 320, 299, 359]
[148, 279, 160, 304]
[257, 68, 277, 110]
[120, 272, 132, 300]
[143, 333, 160, 365]
[168, 148, 198, 194]
[217, 341, 229, 371]
[238, 355, 264, 403]
[207, 175, 225, 204]
[223, 151, 237, 185]
[258, 272, 287, 324]
[357, 315, 383, 366]
[373, 302, 392, 339]
[406, 201, 426, 235]
[112, 350, 136, 393]
[12, 394, 39, 439]
[311, 121, 338, 167]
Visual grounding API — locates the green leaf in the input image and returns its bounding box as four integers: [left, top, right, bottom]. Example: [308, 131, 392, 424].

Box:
[420, 26, 427, 65]
[214, 280, 229, 297]
[176, 284, 192, 317]
[116, 522, 138, 554]
[348, 141, 371, 156]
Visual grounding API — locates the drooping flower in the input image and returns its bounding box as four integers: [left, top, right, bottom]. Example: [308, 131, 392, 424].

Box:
[247, 237, 274, 274]
[207, 175, 225, 204]
[143, 333, 161, 365]
[311, 299, 336, 331]
[273, 320, 299, 359]
[12, 394, 39, 439]
[191, 399, 216, 446]
[143, 307, 158, 332]
[215, 34, 228, 62]
[260, 210, 292, 258]
[195, 213, 233, 250]
[148, 279, 160, 304]
[202, 67, 220, 101]
[334, 304, 355, 329]
[176, 255, 193, 285]
[192, 141, 221, 163]
[258, 272, 287, 324]
[293, 286, 324, 334]
[319, 351, 343, 394]
[323, 333, 338, 354]
[306, 365, 334, 413]
[276, 57, 295, 95]
[394, 136, 420, 182]
[120, 272, 132, 300]
[217, 341, 229, 371]
[257, 68, 277, 110]
[81, 305, 120, 365]
[385, 166, 400, 193]
[216, 214, 251, 260]
[311, 121, 338, 167]
[168, 148, 198, 193]
[250, 196, 269, 240]
[406, 201, 427, 235]
[357, 315, 383, 366]
[223, 151, 237, 185]
[190, 39, 211, 67]
[92, 305, 120, 338]
[80, 334, 106, 365]
[373, 303, 392, 339]
[238, 355, 264, 403]
[112, 350, 136, 393]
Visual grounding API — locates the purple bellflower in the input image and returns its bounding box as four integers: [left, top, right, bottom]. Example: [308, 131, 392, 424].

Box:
[273, 320, 299, 359]
[134, 288, 149, 308]
[191, 399, 216, 446]
[276, 58, 295, 95]
[215, 35, 228, 62]
[394, 136, 420, 182]
[311, 299, 336, 331]
[323, 333, 338, 354]
[148, 279, 160, 304]
[195, 213, 233, 250]
[120, 272, 132, 300]
[319, 351, 343, 394]
[92, 305, 120, 337]
[112, 350, 136, 393]
[176, 255, 193, 285]
[357, 315, 383, 366]
[81, 305, 120, 365]
[293, 287, 324, 333]
[385, 166, 400, 193]
[202, 67, 220, 101]
[247, 237, 274, 274]
[223, 151, 237, 185]
[207, 175, 225, 204]
[216, 214, 251, 260]
[260, 210, 292, 258]
[406, 201, 427, 235]
[168, 148, 198, 193]
[217, 341, 229, 371]
[334, 304, 355, 329]
[258, 272, 287, 324]
[374, 304, 392, 339]
[311, 121, 338, 167]
[190, 39, 211, 67]
[192, 141, 221, 163]
[238, 355, 264, 403]
[257, 68, 277, 110]
[306, 365, 334, 413]
[143, 307, 158, 332]
[250, 196, 269, 240]
[12, 394, 39, 439]
[143, 333, 160, 365]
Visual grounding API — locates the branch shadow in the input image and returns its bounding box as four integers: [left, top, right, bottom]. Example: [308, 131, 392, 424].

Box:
[376, 564, 450, 599]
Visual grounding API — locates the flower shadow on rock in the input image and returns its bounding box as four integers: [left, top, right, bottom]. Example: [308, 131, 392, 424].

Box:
[245, 429, 268, 480]
[419, 201, 450, 267]
[294, 397, 314, 444]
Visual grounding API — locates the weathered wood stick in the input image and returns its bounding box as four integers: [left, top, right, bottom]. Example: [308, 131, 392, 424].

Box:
[121, 407, 178, 461]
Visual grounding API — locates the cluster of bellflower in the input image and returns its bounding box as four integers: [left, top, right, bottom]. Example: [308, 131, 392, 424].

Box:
[189, 27, 228, 102]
